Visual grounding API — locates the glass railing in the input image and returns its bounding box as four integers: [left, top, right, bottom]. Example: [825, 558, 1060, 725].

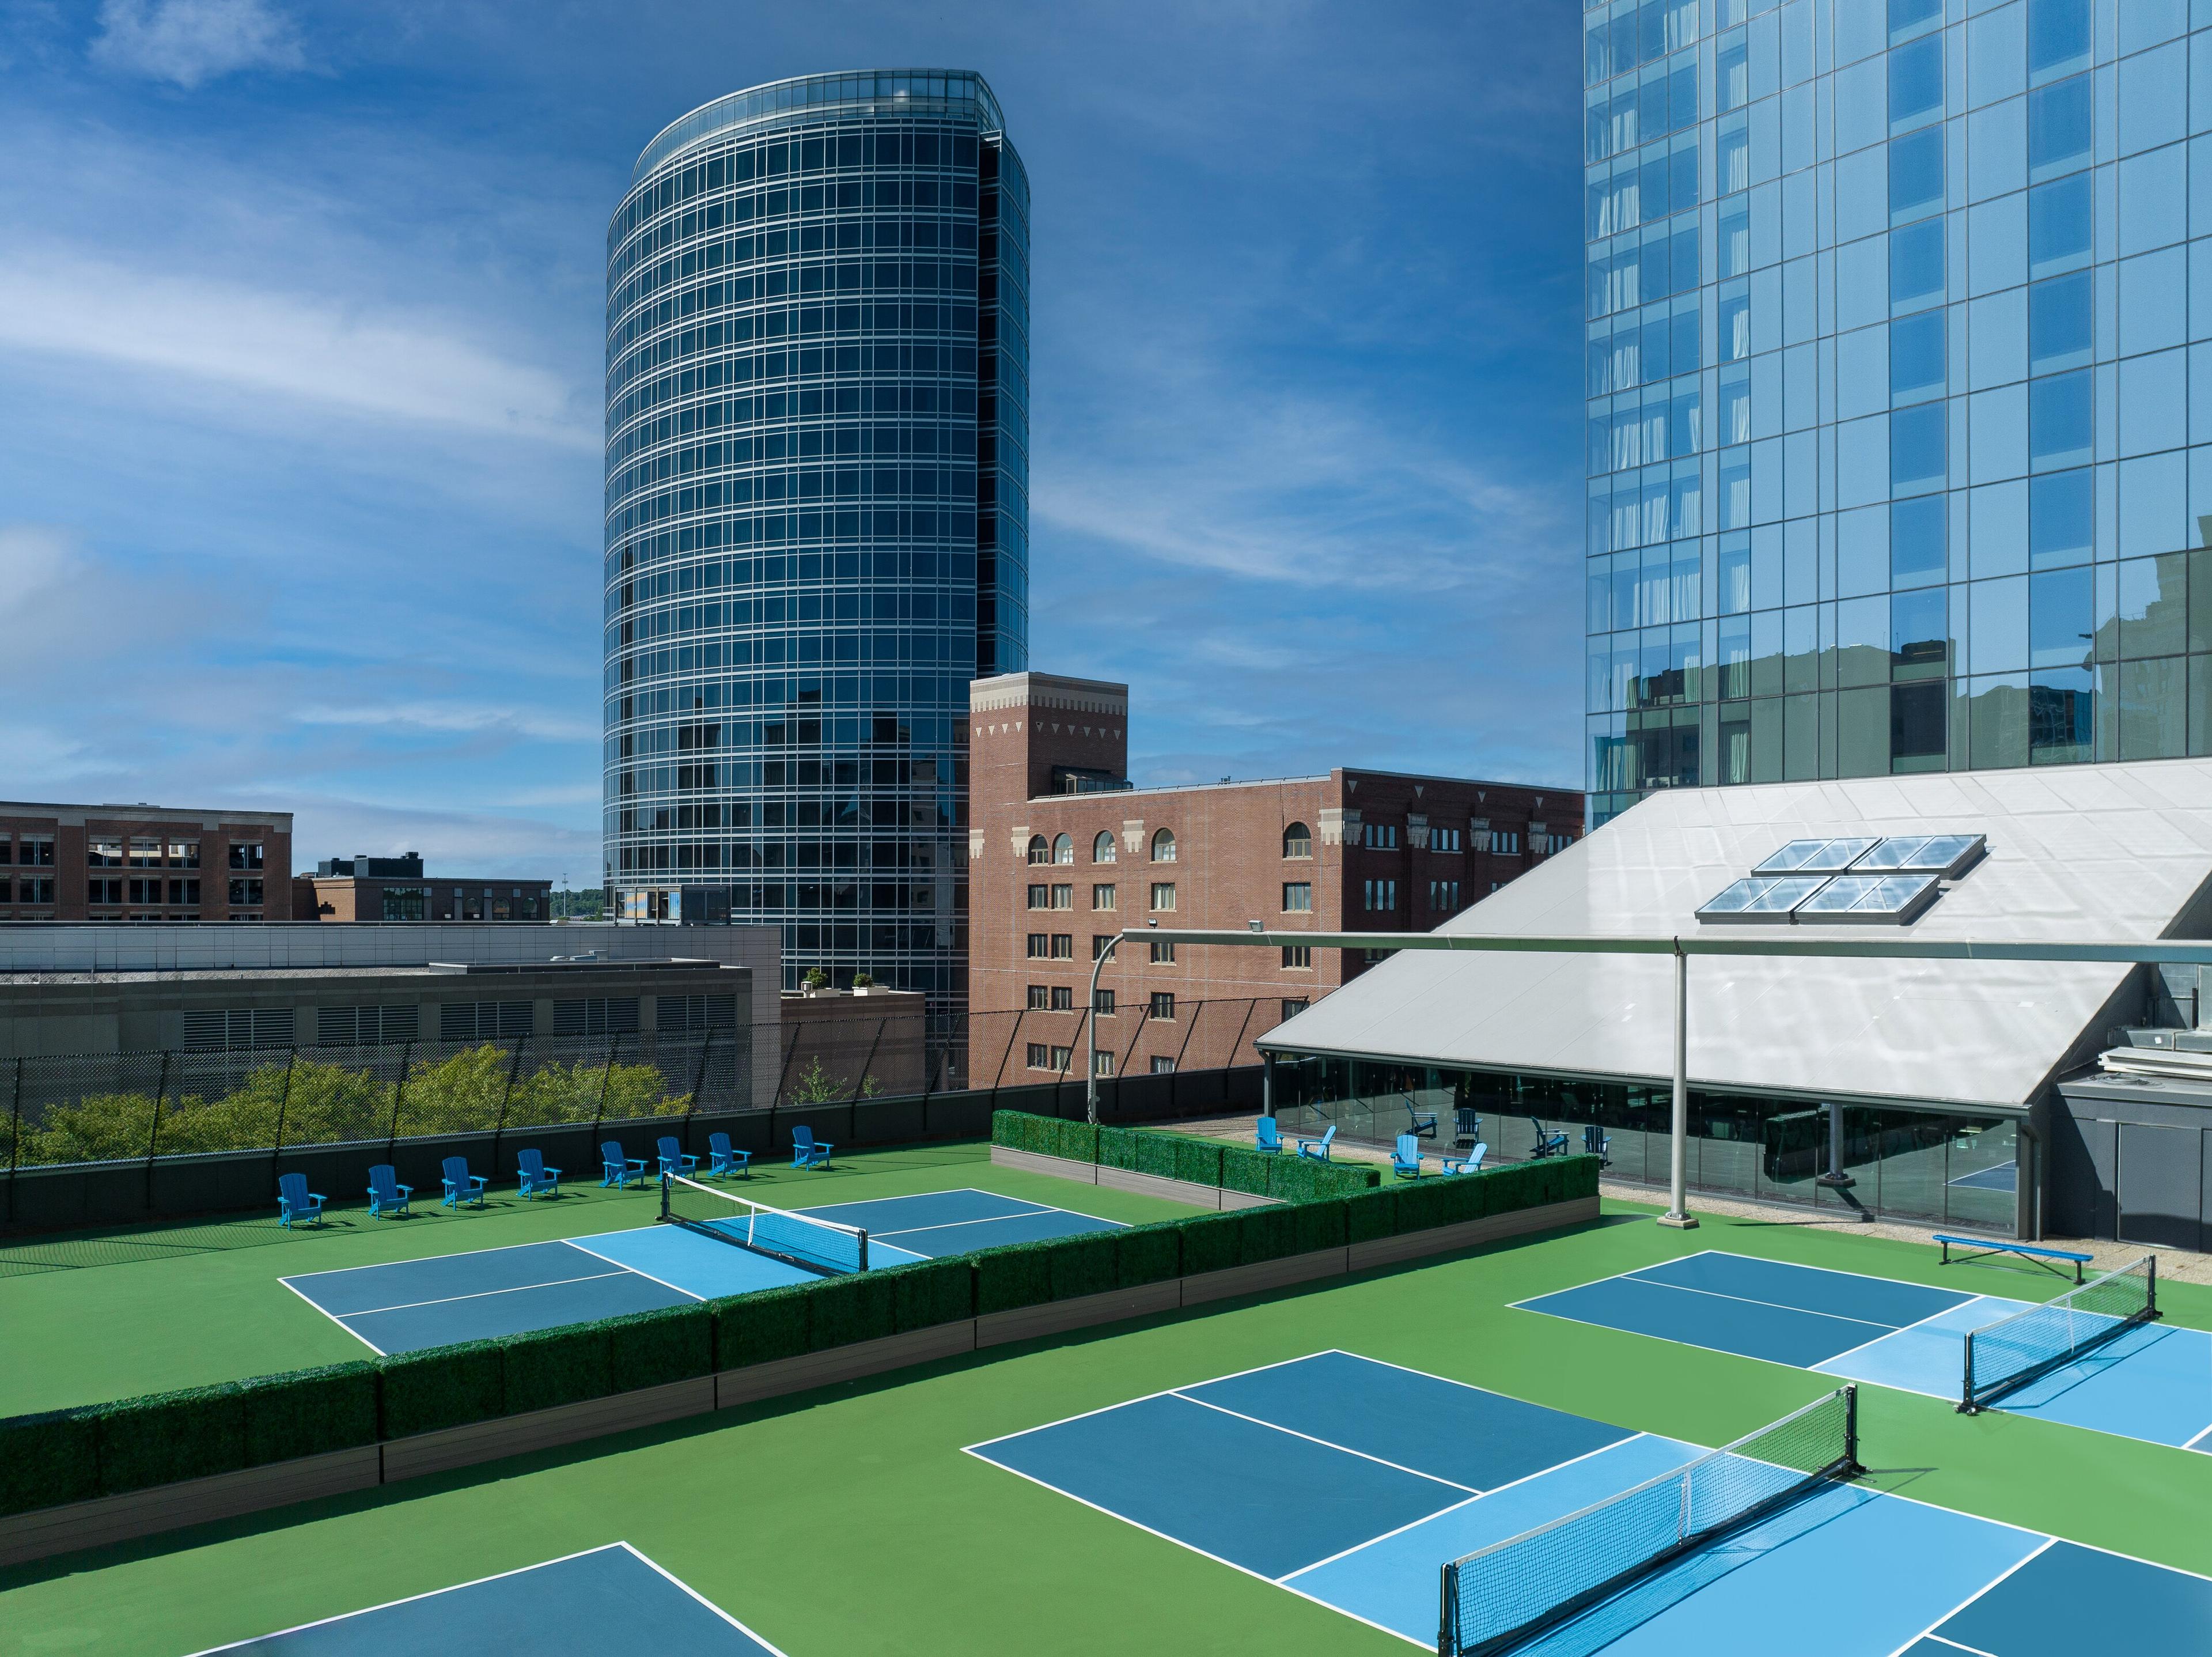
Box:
[633, 69, 1003, 184]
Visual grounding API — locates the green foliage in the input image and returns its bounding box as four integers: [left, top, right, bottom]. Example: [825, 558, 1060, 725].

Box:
[1096, 1124, 1138, 1170]
[880, 1257, 975, 1332]
[1172, 1136, 1224, 1190]
[0, 1408, 99, 1517]
[1114, 1221, 1183, 1289]
[1344, 1186, 1401, 1244]
[713, 1284, 811, 1370]
[1133, 1130, 1178, 1181]
[500, 1325, 614, 1416]
[971, 1240, 1055, 1315]
[607, 1306, 714, 1393]
[377, 1341, 504, 1439]
[1237, 1204, 1300, 1266]
[1053, 1118, 1099, 1164]
[1178, 1212, 1244, 1276]
[805, 1272, 898, 1352]
[1219, 1145, 1272, 1197]
[240, 1363, 378, 1467]
[93, 1383, 247, 1496]
[1046, 1232, 1118, 1302]
[1562, 1152, 1601, 1202]
[1291, 1196, 1349, 1255]
[786, 1054, 880, 1105]
[990, 1110, 1053, 1156]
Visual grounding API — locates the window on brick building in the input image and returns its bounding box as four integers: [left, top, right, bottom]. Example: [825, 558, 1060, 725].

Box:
[1050, 883, 1073, 909]
[1363, 878, 1398, 912]
[1050, 1045, 1073, 1070]
[1150, 1056, 1176, 1075]
[1027, 835, 1050, 864]
[1150, 828, 1176, 862]
[1051, 934, 1073, 959]
[1093, 1051, 1114, 1077]
[1091, 934, 1113, 960]
[88, 878, 124, 904]
[1492, 831, 1522, 855]
[1026, 933, 1050, 958]
[1149, 992, 1176, 1019]
[89, 837, 123, 868]
[1149, 940, 1176, 964]
[1093, 988, 1115, 1015]
[1051, 985, 1074, 1011]
[1026, 1042, 1050, 1069]
[229, 842, 264, 871]
[20, 835, 53, 867]
[1433, 827, 1462, 853]
[1282, 945, 1312, 969]
[1092, 883, 1115, 910]
[1429, 880, 1461, 910]
[1027, 985, 1050, 1009]
[1283, 822, 1312, 858]
[1281, 998, 1309, 1021]
[1027, 883, 1050, 909]
[169, 879, 200, 905]
[1093, 831, 1117, 863]
[1537, 832, 1575, 854]
[1150, 882, 1176, 911]
[1361, 822, 1400, 849]
[168, 839, 200, 867]
[128, 837, 160, 867]
[1052, 833, 1074, 864]
[1282, 882, 1312, 912]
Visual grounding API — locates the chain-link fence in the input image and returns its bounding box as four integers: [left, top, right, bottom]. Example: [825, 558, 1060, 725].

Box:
[0, 1031, 752, 1171]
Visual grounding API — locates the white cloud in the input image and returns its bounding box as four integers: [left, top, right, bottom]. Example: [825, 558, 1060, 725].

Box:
[286, 793, 600, 882]
[289, 702, 598, 743]
[0, 248, 593, 448]
[90, 0, 304, 88]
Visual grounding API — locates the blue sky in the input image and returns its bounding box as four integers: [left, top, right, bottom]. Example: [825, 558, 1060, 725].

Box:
[0, 0, 1584, 880]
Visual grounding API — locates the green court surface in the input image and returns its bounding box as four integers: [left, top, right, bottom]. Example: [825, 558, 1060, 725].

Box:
[6, 1197, 2212, 1656]
[0, 1144, 1201, 1418]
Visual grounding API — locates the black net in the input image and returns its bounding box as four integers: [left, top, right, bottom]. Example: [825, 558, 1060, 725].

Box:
[659, 1172, 866, 1275]
[1440, 1387, 1861, 1657]
[1961, 1254, 2157, 1413]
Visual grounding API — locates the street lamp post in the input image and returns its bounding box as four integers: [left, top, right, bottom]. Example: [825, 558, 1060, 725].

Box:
[1083, 933, 1123, 1126]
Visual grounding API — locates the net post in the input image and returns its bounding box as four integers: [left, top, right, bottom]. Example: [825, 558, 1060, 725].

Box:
[1958, 1330, 1976, 1413]
[1437, 1561, 1456, 1657]
[2148, 1253, 2160, 1320]
[658, 1170, 671, 1224]
[858, 1227, 868, 1273]
[1843, 1384, 1863, 1476]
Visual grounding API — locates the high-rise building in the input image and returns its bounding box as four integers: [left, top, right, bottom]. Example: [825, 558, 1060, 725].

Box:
[603, 70, 1031, 1057]
[1584, 0, 2204, 824]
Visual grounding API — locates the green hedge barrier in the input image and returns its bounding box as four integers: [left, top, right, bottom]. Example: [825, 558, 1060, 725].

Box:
[1178, 1212, 1245, 1276]
[1219, 1144, 1273, 1198]
[0, 1408, 99, 1518]
[606, 1305, 714, 1395]
[1172, 1135, 1224, 1189]
[1048, 1231, 1119, 1302]
[806, 1272, 899, 1353]
[713, 1283, 812, 1371]
[1054, 1119, 1100, 1164]
[94, 1383, 248, 1497]
[1134, 1129, 1178, 1181]
[1116, 1220, 1183, 1289]
[242, 1363, 378, 1467]
[881, 1256, 976, 1333]
[501, 1323, 614, 1417]
[972, 1239, 1056, 1316]
[1097, 1123, 1139, 1170]
[378, 1340, 504, 1440]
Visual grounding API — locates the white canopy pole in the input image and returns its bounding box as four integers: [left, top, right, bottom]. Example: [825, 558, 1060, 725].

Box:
[1657, 941, 1696, 1229]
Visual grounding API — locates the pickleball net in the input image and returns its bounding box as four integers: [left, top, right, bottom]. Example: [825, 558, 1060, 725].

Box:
[1438, 1385, 1862, 1657]
[659, 1172, 868, 1275]
[1960, 1253, 2157, 1414]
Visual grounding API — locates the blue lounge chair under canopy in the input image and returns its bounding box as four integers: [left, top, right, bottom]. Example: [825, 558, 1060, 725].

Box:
[366, 1163, 411, 1218]
[1296, 1124, 1336, 1162]
[1442, 1143, 1488, 1176]
[276, 1171, 324, 1228]
[1392, 1133, 1423, 1180]
[1529, 1118, 1570, 1159]
[516, 1148, 560, 1198]
[1255, 1117, 1283, 1153]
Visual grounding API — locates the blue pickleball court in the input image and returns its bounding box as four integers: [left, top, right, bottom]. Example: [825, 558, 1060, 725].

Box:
[965, 1350, 2212, 1655]
[1517, 1250, 2212, 1454]
[282, 1188, 1122, 1356]
[187, 1543, 784, 1654]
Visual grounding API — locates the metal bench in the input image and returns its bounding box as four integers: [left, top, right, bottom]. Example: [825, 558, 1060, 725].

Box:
[1933, 1234, 2093, 1284]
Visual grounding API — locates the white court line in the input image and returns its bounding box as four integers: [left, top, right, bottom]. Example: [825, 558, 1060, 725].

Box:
[1918, 1637, 2002, 1657]
[1600, 1273, 1910, 1332]
[559, 1236, 709, 1302]
[277, 1275, 388, 1357]
[278, 1232, 630, 1286]
[1877, 1537, 2055, 1657]
[2181, 1419, 2212, 1450]
[1278, 1433, 1658, 1584]
[621, 1541, 794, 1654]
[963, 1349, 1346, 1452]
[958, 1448, 1431, 1651]
[873, 1209, 1123, 1242]
[1812, 1295, 2020, 1372]
[1168, 1392, 1480, 1493]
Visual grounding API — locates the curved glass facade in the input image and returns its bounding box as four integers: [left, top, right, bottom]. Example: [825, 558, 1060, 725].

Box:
[604, 69, 1030, 1047]
[1584, 0, 2212, 824]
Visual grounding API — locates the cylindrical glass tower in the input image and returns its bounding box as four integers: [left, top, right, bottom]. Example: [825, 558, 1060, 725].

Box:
[604, 70, 1029, 1067]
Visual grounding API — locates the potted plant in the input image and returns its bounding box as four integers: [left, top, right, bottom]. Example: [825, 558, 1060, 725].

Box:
[852, 971, 878, 996]
[801, 966, 835, 997]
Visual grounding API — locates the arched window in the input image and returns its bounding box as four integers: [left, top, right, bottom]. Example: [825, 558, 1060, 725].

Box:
[1093, 831, 1118, 864]
[1152, 828, 1177, 862]
[1027, 835, 1050, 865]
[1052, 833, 1074, 864]
[1282, 822, 1312, 858]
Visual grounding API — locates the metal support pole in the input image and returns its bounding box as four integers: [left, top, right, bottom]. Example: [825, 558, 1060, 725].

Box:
[1658, 943, 1697, 1230]
[1263, 1050, 1275, 1119]
[1085, 937, 1120, 1125]
[1816, 1100, 1854, 1187]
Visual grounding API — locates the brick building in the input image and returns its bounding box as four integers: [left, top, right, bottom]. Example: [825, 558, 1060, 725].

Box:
[291, 854, 552, 924]
[0, 801, 291, 922]
[967, 673, 1583, 1083]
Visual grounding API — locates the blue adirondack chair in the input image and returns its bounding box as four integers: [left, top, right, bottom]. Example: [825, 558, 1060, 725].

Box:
[1582, 1123, 1613, 1166]
[441, 1156, 487, 1209]
[657, 1136, 699, 1181]
[791, 1126, 833, 1170]
[1442, 1143, 1488, 1176]
[1296, 1124, 1336, 1162]
[1255, 1117, 1283, 1153]
[276, 1171, 324, 1228]
[1392, 1133, 1424, 1181]
[1402, 1094, 1438, 1138]
[516, 1148, 560, 1198]
[366, 1163, 411, 1218]
[601, 1140, 647, 1188]
[707, 1132, 751, 1179]
[1529, 1117, 1570, 1159]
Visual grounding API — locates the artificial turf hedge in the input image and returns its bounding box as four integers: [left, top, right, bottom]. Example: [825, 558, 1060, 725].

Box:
[0, 1151, 1600, 1521]
[990, 1110, 1381, 1200]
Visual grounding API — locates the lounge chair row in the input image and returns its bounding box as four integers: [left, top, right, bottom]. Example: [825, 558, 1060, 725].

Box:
[275, 1128, 838, 1225]
[1248, 1113, 1614, 1182]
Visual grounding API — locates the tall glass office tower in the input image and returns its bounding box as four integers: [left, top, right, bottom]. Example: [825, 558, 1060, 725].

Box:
[604, 70, 1030, 1045]
[1584, 0, 2208, 824]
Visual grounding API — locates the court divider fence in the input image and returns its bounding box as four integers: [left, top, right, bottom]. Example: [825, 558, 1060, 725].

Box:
[988, 1110, 1381, 1202]
[0, 1119, 1601, 1524]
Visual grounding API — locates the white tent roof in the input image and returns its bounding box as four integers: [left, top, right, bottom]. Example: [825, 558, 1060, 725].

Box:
[1260, 758, 2212, 1112]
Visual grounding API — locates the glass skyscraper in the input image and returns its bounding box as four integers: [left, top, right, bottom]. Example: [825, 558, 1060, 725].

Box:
[603, 70, 1029, 1048]
[1584, 0, 2209, 824]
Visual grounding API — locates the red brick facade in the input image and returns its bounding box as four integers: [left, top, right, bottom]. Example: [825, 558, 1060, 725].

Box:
[0, 802, 293, 922]
[967, 674, 1583, 1081]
